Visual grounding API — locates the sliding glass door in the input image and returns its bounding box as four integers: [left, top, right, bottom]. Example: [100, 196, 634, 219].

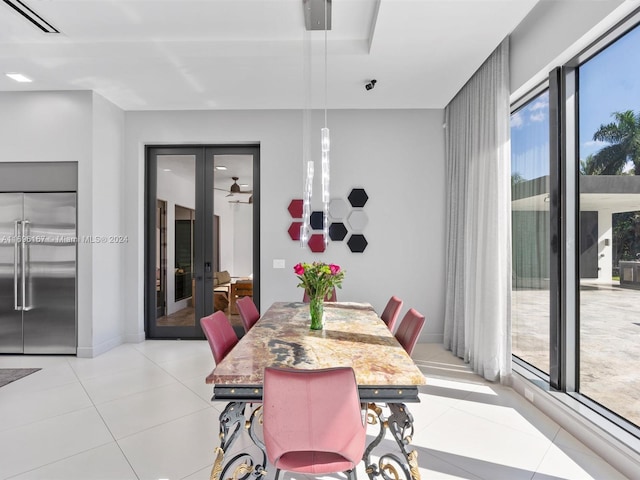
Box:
[576, 23, 640, 428]
[511, 13, 640, 437]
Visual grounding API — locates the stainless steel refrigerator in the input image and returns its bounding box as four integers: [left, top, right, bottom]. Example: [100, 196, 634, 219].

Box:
[0, 192, 77, 354]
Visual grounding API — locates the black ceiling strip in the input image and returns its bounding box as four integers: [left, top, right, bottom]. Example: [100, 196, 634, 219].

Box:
[3, 0, 59, 33]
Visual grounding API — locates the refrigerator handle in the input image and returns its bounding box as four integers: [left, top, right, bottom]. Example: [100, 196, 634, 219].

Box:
[21, 220, 32, 311]
[14, 220, 22, 311]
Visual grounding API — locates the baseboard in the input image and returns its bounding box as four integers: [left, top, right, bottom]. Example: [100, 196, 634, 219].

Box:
[512, 368, 640, 479]
[76, 335, 123, 358]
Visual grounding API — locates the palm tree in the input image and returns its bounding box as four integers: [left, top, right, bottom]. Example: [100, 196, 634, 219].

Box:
[511, 172, 525, 185]
[589, 110, 640, 175]
[580, 154, 608, 175]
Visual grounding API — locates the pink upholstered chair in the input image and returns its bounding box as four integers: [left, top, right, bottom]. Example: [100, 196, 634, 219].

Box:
[200, 311, 238, 364]
[302, 287, 337, 303]
[394, 308, 425, 356]
[263, 366, 366, 480]
[236, 296, 260, 334]
[380, 296, 403, 332]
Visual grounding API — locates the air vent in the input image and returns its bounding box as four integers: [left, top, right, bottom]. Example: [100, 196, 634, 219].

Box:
[3, 0, 59, 33]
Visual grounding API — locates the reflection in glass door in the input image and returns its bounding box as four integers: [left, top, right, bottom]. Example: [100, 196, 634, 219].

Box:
[146, 145, 259, 339]
[156, 200, 167, 318]
[577, 24, 640, 427]
[151, 152, 197, 335]
[511, 90, 551, 375]
[211, 153, 256, 324]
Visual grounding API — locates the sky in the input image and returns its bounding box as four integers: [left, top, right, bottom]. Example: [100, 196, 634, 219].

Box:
[511, 23, 640, 181]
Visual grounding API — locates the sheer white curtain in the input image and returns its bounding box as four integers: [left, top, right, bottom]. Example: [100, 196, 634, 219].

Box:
[443, 38, 512, 383]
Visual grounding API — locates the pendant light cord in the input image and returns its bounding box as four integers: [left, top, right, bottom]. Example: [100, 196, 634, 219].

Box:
[324, 0, 328, 128]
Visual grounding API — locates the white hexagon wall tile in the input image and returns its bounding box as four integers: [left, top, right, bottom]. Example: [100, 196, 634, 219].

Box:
[329, 198, 349, 220]
[347, 210, 368, 232]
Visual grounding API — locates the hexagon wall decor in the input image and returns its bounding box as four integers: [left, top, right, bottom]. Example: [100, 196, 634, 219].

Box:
[287, 199, 303, 218]
[347, 210, 368, 232]
[308, 234, 326, 253]
[310, 211, 324, 230]
[288, 222, 302, 241]
[348, 188, 368, 208]
[347, 234, 368, 253]
[329, 222, 348, 241]
[329, 198, 349, 220]
[286, 188, 369, 252]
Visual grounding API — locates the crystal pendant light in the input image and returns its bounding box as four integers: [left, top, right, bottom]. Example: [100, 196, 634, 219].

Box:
[300, 0, 331, 248]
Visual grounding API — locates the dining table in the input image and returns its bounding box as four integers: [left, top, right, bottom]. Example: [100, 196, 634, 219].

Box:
[206, 301, 427, 480]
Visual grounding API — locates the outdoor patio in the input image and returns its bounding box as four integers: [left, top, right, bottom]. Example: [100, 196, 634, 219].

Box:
[512, 282, 640, 427]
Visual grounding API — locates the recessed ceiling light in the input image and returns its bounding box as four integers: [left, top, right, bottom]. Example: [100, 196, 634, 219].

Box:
[6, 72, 32, 83]
[163, 168, 171, 172]
[215, 166, 227, 170]
[240, 183, 249, 187]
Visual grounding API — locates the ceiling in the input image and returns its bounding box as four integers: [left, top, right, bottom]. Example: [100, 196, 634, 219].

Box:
[0, 0, 541, 111]
[157, 153, 254, 193]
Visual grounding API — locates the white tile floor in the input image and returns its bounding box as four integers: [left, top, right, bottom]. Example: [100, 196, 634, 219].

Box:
[0, 342, 630, 480]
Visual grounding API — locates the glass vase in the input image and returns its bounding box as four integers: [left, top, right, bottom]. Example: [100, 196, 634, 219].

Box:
[309, 296, 324, 330]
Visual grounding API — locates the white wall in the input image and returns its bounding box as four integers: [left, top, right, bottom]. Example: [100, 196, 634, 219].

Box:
[509, 0, 626, 98]
[124, 109, 446, 342]
[84, 93, 126, 356]
[214, 188, 237, 274]
[232, 203, 253, 277]
[0, 90, 126, 357]
[0, 91, 92, 163]
[158, 171, 196, 314]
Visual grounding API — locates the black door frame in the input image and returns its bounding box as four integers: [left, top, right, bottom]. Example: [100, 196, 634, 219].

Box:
[145, 144, 260, 339]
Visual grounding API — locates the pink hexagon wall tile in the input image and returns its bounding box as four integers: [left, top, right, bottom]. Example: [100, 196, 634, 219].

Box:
[288, 222, 302, 241]
[288, 199, 303, 218]
[308, 234, 326, 253]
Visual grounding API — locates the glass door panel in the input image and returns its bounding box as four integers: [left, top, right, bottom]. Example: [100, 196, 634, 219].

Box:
[211, 153, 254, 333]
[511, 90, 551, 375]
[148, 149, 202, 338]
[577, 24, 640, 427]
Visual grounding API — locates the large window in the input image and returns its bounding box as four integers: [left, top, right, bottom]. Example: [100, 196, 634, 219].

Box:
[577, 23, 640, 428]
[513, 15, 640, 438]
[511, 90, 551, 375]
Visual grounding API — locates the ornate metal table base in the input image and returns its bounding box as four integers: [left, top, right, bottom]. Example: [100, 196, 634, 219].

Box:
[210, 402, 267, 480]
[210, 401, 420, 480]
[364, 403, 421, 480]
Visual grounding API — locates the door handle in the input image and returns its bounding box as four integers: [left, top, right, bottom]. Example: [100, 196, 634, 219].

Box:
[14, 220, 21, 311]
[21, 220, 32, 311]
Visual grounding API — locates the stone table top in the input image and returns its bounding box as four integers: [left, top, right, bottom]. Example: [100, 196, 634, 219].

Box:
[207, 301, 426, 388]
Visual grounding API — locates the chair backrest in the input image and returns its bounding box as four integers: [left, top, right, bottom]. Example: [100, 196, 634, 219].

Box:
[302, 287, 337, 303]
[263, 366, 366, 470]
[380, 295, 403, 332]
[200, 311, 238, 364]
[394, 308, 425, 356]
[236, 296, 260, 333]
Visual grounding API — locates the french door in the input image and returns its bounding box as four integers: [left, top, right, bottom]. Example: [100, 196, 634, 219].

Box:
[145, 145, 260, 339]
